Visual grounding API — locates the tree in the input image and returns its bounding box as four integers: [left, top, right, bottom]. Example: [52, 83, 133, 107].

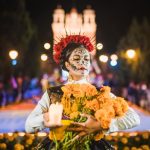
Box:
[117, 18, 150, 84]
[0, 0, 38, 78]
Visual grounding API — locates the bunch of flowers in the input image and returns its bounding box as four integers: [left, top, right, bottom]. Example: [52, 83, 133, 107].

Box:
[49, 84, 129, 149]
[53, 35, 94, 64]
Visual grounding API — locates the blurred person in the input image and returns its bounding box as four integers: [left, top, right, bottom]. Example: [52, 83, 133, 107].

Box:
[23, 77, 42, 100]
[103, 73, 114, 87]
[89, 71, 96, 85]
[89, 71, 104, 88]
[95, 74, 104, 88]
[127, 81, 139, 105]
[22, 75, 31, 99]
[139, 83, 148, 110]
[48, 73, 55, 87]
[0, 81, 7, 107]
[9, 76, 18, 103]
[15, 75, 23, 103]
[53, 68, 62, 86]
[121, 87, 128, 100]
[146, 84, 150, 111]
[40, 73, 49, 92]
[103, 73, 118, 94]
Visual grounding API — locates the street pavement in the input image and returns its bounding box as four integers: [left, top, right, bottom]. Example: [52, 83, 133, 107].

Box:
[0, 101, 150, 133]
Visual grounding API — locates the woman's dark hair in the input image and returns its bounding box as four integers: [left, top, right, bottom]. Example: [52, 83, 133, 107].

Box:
[60, 42, 86, 71]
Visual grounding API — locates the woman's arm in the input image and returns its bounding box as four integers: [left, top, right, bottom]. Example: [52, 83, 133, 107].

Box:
[66, 92, 140, 139]
[106, 92, 140, 133]
[25, 91, 50, 133]
[107, 107, 140, 133]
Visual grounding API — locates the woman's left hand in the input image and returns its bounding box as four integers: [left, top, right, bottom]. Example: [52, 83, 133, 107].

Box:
[67, 113, 102, 140]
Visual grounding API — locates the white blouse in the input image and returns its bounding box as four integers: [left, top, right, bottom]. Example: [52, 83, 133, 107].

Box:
[25, 85, 140, 133]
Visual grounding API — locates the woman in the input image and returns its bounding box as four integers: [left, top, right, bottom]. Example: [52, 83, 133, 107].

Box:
[25, 35, 140, 149]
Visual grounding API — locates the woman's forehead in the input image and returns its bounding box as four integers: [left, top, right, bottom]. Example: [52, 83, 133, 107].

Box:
[71, 47, 90, 56]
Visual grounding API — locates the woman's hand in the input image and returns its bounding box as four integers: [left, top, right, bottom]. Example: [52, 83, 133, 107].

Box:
[43, 112, 62, 128]
[67, 114, 102, 140]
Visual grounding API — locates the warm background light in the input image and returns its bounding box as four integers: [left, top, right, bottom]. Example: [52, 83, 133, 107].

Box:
[126, 49, 136, 59]
[37, 132, 47, 137]
[44, 43, 51, 50]
[110, 54, 118, 60]
[18, 132, 25, 136]
[9, 50, 18, 60]
[99, 55, 108, 63]
[41, 54, 48, 61]
[96, 43, 103, 50]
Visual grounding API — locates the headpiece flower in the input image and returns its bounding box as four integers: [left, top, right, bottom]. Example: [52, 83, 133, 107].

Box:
[53, 35, 94, 64]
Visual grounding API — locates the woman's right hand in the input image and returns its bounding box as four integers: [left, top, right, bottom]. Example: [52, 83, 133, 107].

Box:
[43, 112, 62, 128]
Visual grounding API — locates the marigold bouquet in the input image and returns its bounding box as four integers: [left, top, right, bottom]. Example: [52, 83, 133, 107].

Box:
[49, 84, 128, 149]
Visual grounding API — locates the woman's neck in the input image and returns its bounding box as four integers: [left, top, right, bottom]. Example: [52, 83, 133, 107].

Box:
[71, 75, 85, 81]
[66, 75, 89, 84]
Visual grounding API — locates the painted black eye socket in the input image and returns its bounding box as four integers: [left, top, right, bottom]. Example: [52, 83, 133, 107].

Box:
[84, 58, 90, 61]
[73, 58, 80, 61]
[73, 55, 80, 60]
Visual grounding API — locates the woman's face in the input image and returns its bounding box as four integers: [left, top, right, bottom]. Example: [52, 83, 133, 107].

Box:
[66, 47, 91, 77]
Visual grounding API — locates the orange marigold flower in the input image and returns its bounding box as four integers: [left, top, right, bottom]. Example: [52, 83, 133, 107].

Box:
[85, 99, 100, 111]
[71, 102, 78, 112]
[70, 111, 79, 119]
[85, 84, 98, 96]
[100, 118, 111, 129]
[113, 100, 123, 116]
[113, 97, 128, 116]
[100, 86, 111, 92]
[95, 109, 112, 129]
[94, 132, 104, 141]
[99, 86, 111, 97]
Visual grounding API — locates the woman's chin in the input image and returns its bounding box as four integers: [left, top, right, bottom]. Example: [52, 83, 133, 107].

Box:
[74, 71, 89, 77]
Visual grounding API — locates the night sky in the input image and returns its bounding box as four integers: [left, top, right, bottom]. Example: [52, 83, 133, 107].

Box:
[18, 0, 150, 53]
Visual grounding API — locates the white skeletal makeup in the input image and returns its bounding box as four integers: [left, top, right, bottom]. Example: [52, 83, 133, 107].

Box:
[66, 47, 91, 77]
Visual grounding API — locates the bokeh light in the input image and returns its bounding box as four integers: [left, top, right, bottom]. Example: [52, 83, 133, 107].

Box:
[96, 43, 103, 50]
[99, 55, 108, 63]
[44, 43, 51, 50]
[110, 54, 118, 60]
[41, 54, 48, 61]
[9, 50, 18, 60]
[11, 60, 17, 66]
[126, 49, 136, 59]
[110, 60, 117, 66]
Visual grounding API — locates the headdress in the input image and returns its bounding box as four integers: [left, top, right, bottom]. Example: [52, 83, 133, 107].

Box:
[53, 35, 94, 64]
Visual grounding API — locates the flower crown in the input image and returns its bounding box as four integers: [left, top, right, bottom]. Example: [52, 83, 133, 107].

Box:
[53, 35, 94, 64]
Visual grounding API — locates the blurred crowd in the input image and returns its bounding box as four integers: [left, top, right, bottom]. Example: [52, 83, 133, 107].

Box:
[0, 69, 150, 112]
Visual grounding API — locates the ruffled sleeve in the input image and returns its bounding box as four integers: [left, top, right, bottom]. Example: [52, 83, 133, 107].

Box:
[105, 93, 140, 133]
[107, 107, 140, 133]
[25, 91, 50, 133]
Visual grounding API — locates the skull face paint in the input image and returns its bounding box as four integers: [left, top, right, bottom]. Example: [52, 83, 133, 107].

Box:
[67, 47, 91, 77]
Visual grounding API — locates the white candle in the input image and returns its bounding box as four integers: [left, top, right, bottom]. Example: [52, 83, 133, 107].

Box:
[49, 102, 63, 126]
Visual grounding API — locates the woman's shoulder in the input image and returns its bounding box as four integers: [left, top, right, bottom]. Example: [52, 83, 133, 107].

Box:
[46, 85, 64, 103]
[48, 85, 64, 95]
